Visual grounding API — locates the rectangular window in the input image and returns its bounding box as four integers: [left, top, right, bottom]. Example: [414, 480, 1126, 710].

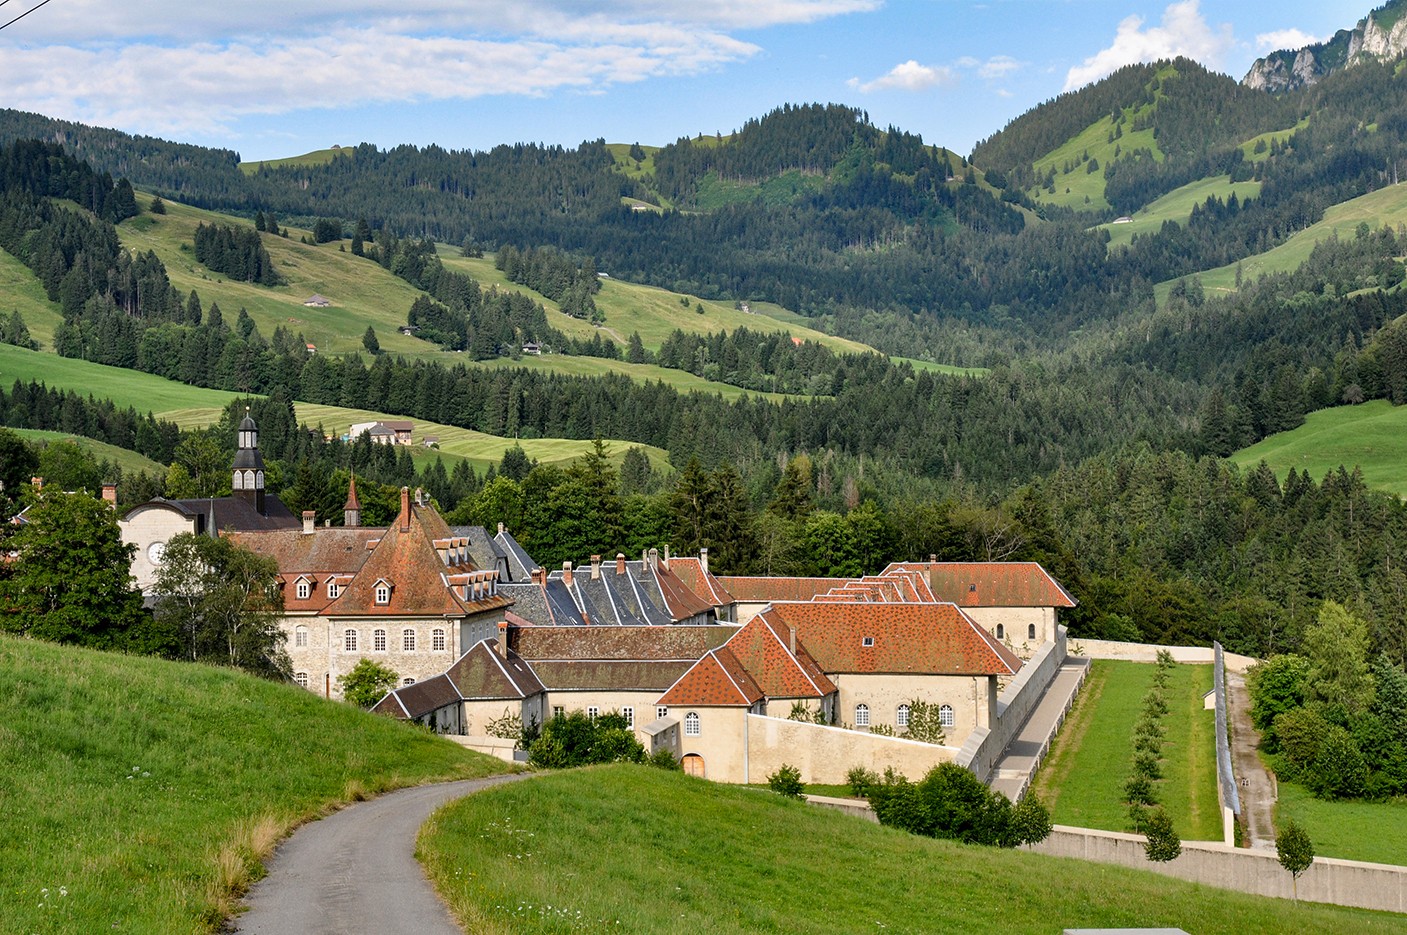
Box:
[684, 712, 700, 736]
[553, 706, 564, 718]
[862, 636, 875, 647]
[855, 704, 870, 727]
[375, 585, 390, 605]
[587, 706, 599, 720]
[344, 629, 358, 652]
[433, 628, 446, 651]
[294, 672, 308, 688]
[295, 626, 307, 648]
[296, 580, 310, 600]
[622, 707, 634, 728]
[327, 581, 339, 599]
[657, 706, 668, 720]
[403, 629, 416, 652]
[374, 629, 387, 652]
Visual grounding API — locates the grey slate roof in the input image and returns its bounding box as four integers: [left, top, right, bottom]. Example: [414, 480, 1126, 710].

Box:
[494, 528, 540, 582]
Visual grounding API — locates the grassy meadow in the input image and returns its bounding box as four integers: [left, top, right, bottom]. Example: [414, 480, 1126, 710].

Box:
[1029, 660, 1221, 841]
[1231, 399, 1407, 497]
[13, 429, 166, 476]
[1274, 781, 1407, 866]
[238, 147, 352, 174]
[0, 245, 63, 348]
[1028, 104, 1162, 213]
[0, 634, 509, 934]
[1162, 182, 1407, 301]
[419, 764, 1392, 934]
[1098, 174, 1263, 249]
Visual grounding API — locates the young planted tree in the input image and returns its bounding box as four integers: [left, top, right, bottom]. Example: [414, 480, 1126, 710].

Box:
[1143, 806, 1182, 862]
[338, 658, 400, 708]
[1276, 819, 1315, 903]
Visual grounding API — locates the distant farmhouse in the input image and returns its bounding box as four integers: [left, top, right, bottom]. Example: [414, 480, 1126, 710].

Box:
[303, 294, 332, 307]
[118, 417, 1078, 785]
[347, 419, 414, 445]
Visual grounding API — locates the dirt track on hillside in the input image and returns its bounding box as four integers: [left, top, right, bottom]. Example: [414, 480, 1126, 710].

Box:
[1226, 670, 1278, 850]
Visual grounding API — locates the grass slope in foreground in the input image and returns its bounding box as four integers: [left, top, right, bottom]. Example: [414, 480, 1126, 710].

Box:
[0, 634, 508, 934]
[1274, 780, 1407, 866]
[419, 765, 1392, 934]
[1231, 399, 1407, 498]
[1029, 659, 1221, 841]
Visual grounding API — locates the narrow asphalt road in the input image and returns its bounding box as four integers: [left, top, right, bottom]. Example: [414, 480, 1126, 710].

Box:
[233, 772, 530, 935]
[1226, 670, 1278, 850]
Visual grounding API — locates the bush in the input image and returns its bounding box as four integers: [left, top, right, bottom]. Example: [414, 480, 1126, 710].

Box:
[1124, 773, 1157, 805]
[1010, 796, 1053, 847]
[527, 710, 646, 768]
[1132, 751, 1163, 780]
[1133, 716, 1165, 739]
[1306, 725, 1368, 800]
[337, 658, 398, 708]
[871, 763, 1025, 847]
[1143, 691, 1169, 717]
[648, 748, 681, 771]
[846, 765, 880, 798]
[1134, 732, 1162, 754]
[768, 764, 805, 799]
[1247, 654, 1310, 735]
[1274, 706, 1330, 773]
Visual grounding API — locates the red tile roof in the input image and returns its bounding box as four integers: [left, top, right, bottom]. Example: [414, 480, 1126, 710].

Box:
[668, 556, 737, 607]
[715, 575, 854, 602]
[657, 647, 763, 706]
[652, 561, 716, 619]
[884, 562, 1076, 608]
[766, 601, 1022, 677]
[723, 614, 835, 699]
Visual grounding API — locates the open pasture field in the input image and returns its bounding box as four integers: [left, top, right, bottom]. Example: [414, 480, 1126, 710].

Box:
[1232, 399, 1407, 498]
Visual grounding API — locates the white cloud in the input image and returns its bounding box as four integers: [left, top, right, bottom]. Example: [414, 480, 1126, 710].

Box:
[1255, 28, 1325, 53]
[978, 55, 1022, 79]
[849, 60, 955, 93]
[0, 1, 875, 136]
[1063, 0, 1233, 92]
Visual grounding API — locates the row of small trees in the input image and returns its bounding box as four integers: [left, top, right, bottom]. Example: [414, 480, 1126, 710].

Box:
[1125, 650, 1180, 863]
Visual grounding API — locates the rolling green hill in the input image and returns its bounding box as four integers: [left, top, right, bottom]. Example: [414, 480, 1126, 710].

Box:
[0, 244, 62, 348]
[1098, 174, 1262, 249]
[0, 634, 507, 934]
[13, 429, 167, 476]
[239, 146, 353, 174]
[1231, 399, 1407, 497]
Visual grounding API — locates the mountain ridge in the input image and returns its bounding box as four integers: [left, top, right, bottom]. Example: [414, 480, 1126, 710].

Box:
[1244, 0, 1407, 91]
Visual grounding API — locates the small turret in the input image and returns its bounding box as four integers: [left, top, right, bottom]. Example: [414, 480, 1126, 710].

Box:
[344, 473, 362, 528]
[231, 407, 266, 514]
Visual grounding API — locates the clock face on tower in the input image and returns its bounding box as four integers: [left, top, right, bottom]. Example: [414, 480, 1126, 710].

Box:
[148, 541, 166, 565]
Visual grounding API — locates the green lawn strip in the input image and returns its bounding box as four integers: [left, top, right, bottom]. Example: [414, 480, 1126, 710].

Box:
[1231, 399, 1407, 497]
[0, 342, 244, 416]
[888, 354, 989, 377]
[419, 765, 1389, 935]
[1031, 660, 1219, 839]
[473, 354, 800, 402]
[0, 244, 63, 348]
[1159, 181, 1407, 302]
[13, 428, 166, 475]
[0, 634, 508, 934]
[1274, 781, 1407, 866]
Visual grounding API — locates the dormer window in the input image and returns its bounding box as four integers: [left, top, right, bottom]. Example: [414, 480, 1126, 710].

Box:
[862, 636, 875, 647]
[296, 578, 311, 600]
[327, 580, 340, 599]
[373, 579, 392, 605]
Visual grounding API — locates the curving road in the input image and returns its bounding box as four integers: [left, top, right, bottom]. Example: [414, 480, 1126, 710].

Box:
[233, 773, 530, 935]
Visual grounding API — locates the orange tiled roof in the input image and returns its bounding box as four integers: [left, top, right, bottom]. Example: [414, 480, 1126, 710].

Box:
[668, 556, 737, 607]
[884, 562, 1077, 608]
[723, 614, 835, 699]
[767, 601, 1022, 677]
[657, 647, 764, 707]
[715, 575, 853, 602]
[652, 560, 716, 619]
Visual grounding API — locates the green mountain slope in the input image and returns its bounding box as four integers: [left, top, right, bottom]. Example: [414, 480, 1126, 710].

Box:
[1231, 399, 1407, 496]
[0, 634, 507, 934]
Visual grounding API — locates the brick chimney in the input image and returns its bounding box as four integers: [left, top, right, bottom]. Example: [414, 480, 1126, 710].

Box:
[399, 486, 411, 532]
[302, 510, 316, 535]
[101, 483, 117, 509]
[590, 555, 601, 579]
[562, 561, 573, 587]
[699, 546, 709, 574]
[531, 567, 546, 587]
[496, 621, 509, 659]
[616, 553, 626, 575]
[789, 626, 797, 656]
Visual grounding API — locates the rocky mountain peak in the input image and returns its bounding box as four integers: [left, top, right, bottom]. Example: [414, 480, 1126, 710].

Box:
[1244, 0, 1407, 92]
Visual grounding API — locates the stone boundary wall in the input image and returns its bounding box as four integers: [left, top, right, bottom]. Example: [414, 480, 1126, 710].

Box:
[1032, 824, 1407, 914]
[993, 659, 1089, 803]
[745, 715, 957, 785]
[447, 735, 523, 762]
[958, 626, 1068, 782]
[1213, 641, 1240, 845]
[1076, 639, 1258, 673]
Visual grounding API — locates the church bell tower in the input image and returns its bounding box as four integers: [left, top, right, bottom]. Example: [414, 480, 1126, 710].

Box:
[232, 407, 266, 514]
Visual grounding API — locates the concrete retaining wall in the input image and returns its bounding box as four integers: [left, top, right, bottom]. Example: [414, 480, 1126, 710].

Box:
[1033, 825, 1407, 913]
[446, 735, 521, 762]
[958, 626, 1067, 782]
[1076, 639, 1257, 673]
[745, 715, 956, 784]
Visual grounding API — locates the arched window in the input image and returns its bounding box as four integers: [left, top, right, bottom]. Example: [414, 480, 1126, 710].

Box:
[373, 628, 387, 652]
[996, 624, 1005, 640]
[432, 628, 446, 651]
[939, 704, 955, 728]
[684, 712, 701, 736]
[232, 472, 244, 490]
[294, 672, 308, 688]
[855, 703, 870, 727]
[294, 625, 308, 648]
[344, 629, 358, 652]
[403, 629, 417, 652]
[296, 579, 310, 600]
[1028, 623, 1037, 641]
[896, 704, 910, 729]
[255, 470, 264, 487]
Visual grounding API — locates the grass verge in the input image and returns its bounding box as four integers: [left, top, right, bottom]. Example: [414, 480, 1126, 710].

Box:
[0, 634, 509, 933]
[419, 764, 1394, 934]
[1029, 659, 1220, 840]
[1274, 781, 1407, 866]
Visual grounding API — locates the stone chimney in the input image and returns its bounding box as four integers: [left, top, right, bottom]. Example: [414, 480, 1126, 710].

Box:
[399, 486, 411, 532]
[531, 567, 546, 587]
[616, 553, 626, 575]
[30, 476, 42, 491]
[562, 561, 573, 587]
[101, 484, 117, 509]
[699, 546, 709, 574]
[496, 621, 509, 659]
[648, 547, 658, 570]
[663, 545, 671, 569]
[302, 510, 316, 535]
[590, 555, 601, 579]
[497, 522, 505, 536]
[789, 626, 797, 656]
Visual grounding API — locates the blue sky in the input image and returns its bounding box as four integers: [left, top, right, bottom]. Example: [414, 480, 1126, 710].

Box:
[0, 1, 1367, 161]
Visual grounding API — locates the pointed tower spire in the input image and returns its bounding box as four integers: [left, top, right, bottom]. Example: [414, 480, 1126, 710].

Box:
[232, 405, 266, 514]
[343, 471, 361, 528]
